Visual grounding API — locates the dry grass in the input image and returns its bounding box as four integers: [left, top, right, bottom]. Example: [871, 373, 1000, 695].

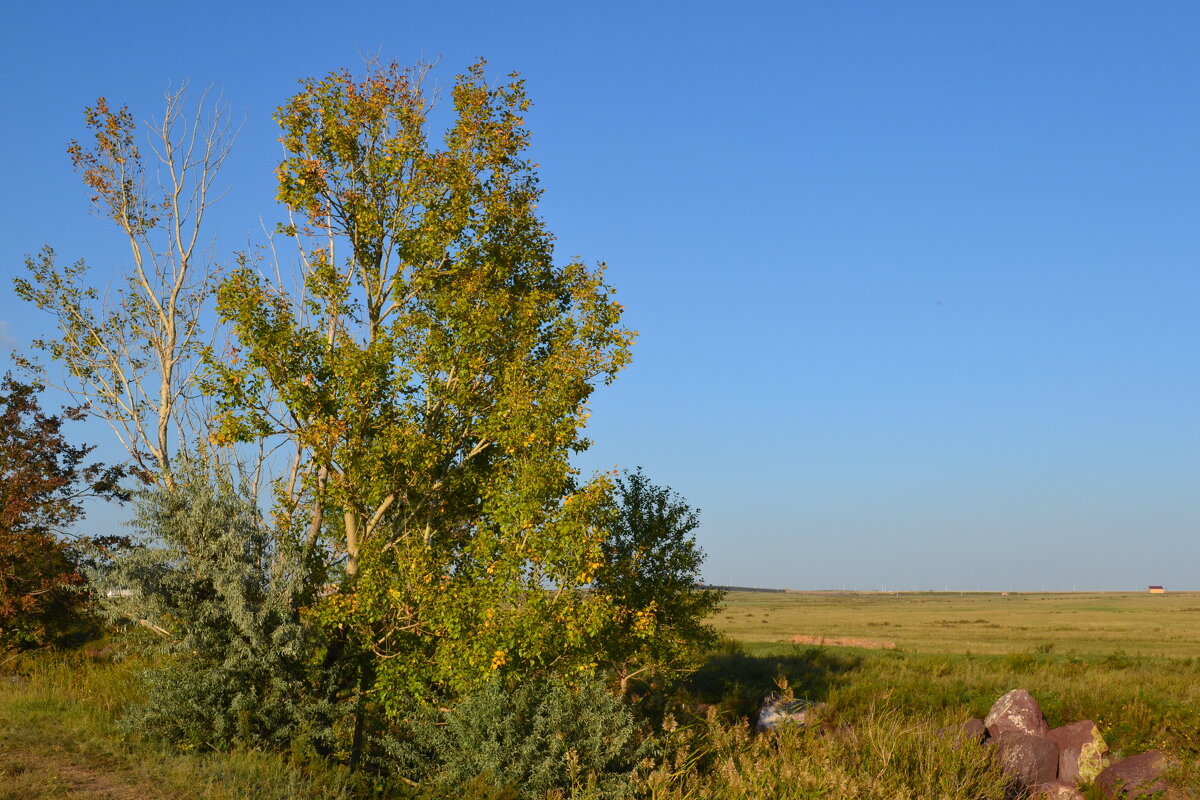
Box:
[712, 591, 1200, 657]
[693, 592, 1200, 796]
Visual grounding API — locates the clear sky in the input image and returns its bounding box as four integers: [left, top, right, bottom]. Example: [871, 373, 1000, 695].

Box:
[2, 2, 1197, 591]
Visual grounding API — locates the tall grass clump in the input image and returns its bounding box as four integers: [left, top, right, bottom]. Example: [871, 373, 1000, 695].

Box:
[641, 705, 1009, 800]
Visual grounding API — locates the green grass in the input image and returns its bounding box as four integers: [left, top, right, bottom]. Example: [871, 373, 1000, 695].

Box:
[683, 641, 1200, 757]
[695, 591, 1200, 796]
[4, 593, 1198, 799]
[641, 704, 1011, 800]
[0, 646, 370, 800]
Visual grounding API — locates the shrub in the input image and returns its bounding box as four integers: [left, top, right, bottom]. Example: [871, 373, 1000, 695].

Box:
[0, 530, 87, 650]
[382, 674, 645, 799]
[96, 469, 334, 751]
[590, 469, 724, 697]
[0, 374, 127, 651]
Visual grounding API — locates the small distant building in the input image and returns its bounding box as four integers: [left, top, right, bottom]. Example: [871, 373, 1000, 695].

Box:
[1148, 585, 1166, 594]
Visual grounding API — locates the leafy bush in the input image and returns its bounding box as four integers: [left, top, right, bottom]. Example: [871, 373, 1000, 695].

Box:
[382, 674, 645, 799]
[96, 470, 334, 751]
[0, 374, 127, 650]
[591, 469, 724, 696]
[0, 530, 87, 650]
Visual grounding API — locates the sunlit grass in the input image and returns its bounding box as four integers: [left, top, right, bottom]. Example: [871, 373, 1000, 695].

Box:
[3, 592, 1199, 798]
[0, 646, 367, 800]
[712, 590, 1200, 657]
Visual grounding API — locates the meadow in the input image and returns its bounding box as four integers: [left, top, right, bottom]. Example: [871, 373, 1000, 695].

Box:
[2, 591, 1197, 799]
[672, 591, 1200, 796]
[712, 590, 1200, 657]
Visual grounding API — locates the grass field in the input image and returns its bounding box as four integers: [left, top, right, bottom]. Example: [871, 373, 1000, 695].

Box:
[3, 592, 1197, 798]
[711, 590, 1200, 657]
[685, 591, 1200, 795]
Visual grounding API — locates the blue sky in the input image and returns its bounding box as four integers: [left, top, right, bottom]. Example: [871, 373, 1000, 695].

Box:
[2, 2, 1197, 590]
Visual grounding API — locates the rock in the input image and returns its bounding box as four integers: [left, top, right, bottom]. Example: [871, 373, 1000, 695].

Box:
[1046, 720, 1108, 784]
[1031, 780, 1088, 800]
[985, 689, 1050, 739]
[993, 730, 1060, 789]
[755, 693, 824, 732]
[938, 717, 987, 749]
[962, 717, 987, 744]
[1094, 751, 1173, 798]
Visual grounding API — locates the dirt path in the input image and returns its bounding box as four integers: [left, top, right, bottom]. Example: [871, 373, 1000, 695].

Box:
[0, 742, 160, 800]
[790, 634, 897, 649]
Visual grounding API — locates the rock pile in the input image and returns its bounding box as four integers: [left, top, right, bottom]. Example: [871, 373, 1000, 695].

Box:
[961, 689, 1178, 799]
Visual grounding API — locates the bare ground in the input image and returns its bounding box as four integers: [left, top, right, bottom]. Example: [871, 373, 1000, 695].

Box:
[790, 634, 897, 649]
[0, 740, 163, 800]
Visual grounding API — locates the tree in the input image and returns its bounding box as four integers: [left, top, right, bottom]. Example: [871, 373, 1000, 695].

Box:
[0, 375, 127, 649]
[15, 86, 237, 487]
[591, 469, 723, 695]
[212, 59, 634, 708]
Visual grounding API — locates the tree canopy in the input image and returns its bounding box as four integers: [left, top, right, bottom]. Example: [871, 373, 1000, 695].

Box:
[211, 59, 635, 703]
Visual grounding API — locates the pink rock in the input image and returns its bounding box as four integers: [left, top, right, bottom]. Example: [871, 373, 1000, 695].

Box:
[1094, 750, 1173, 798]
[994, 730, 1060, 789]
[1046, 720, 1107, 784]
[984, 689, 1050, 739]
[961, 717, 987, 744]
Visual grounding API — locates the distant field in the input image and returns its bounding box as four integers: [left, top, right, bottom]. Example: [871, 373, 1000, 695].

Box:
[712, 590, 1200, 657]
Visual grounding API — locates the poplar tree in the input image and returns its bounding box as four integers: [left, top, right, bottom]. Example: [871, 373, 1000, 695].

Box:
[15, 88, 236, 487]
[212, 60, 634, 706]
